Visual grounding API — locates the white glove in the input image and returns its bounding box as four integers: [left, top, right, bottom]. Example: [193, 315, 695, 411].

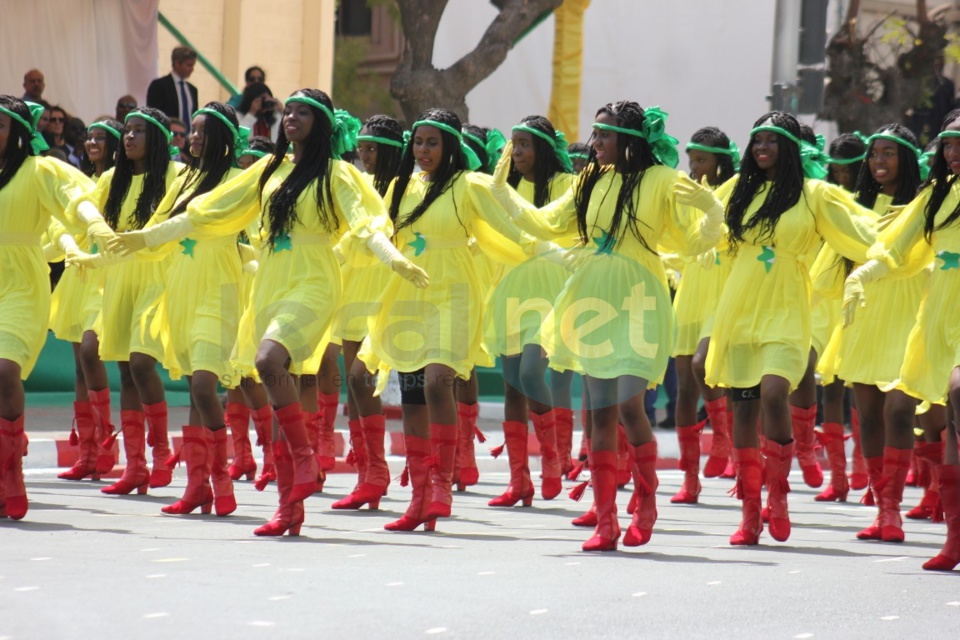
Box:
[366, 231, 429, 288]
[674, 174, 724, 246]
[108, 215, 195, 255]
[77, 201, 117, 250]
[242, 259, 259, 275]
[696, 247, 718, 270]
[534, 240, 570, 270]
[842, 259, 890, 327]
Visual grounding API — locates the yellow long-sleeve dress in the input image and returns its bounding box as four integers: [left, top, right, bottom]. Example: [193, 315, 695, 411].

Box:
[865, 181, 960, 404]
[483, 172, 577, 358]
[506, 166, 715, 382]
[48, 230, 102, 344]
[360, 171, 538, 380]
[183, 156, 389, 375]
[704, 178, 877, 391]
[1, 157, 93, 378]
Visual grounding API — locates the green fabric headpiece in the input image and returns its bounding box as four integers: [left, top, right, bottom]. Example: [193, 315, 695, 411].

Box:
[512, 124, 574, 173]
[749, 124, 827, 180]
[0, 101, 49, 154]
[685, 140, 741, 171]
[356, 134, 404, 149]
[867, 131, 928, 181]
[463, 128, 506, 173]
[125, 110, 178, 159]
[408, 119, 482, 171]
[193, 108, 249, 160]
[591, 106, 679, 168]
[88, 121, 122, 141]
[284, 96, 361, 159]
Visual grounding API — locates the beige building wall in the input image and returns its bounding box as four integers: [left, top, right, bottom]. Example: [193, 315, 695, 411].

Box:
[156, 0, 335, 108]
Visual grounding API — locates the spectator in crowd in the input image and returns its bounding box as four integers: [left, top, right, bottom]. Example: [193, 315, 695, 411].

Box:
[65, 117, 87, 167]
[115, 95, 137, 122]
[237, 82, 280, 141]
[905, 51, 957, 146]
[168, 117, 189, 162]
[146, 45, 198, 130]
[22, 69, 46, 105]
[42, 105, 72, 159]
[227, 65, 266, 109]
[37, 106, 51, 133]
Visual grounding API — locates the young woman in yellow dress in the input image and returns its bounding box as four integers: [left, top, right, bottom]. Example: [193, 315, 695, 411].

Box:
[0, 96, 117, 519]
[493, 101, 725, 551]
[705, 111, 877, 546]
[667, 126, 740, 504]
[114, 89, 426, 537]
[50, 118, 124, 482]
[842, 112, 960, 570]
[69, 107, 183, 497]
[481, 115, 575, 507]
[356, 108, 545, 532]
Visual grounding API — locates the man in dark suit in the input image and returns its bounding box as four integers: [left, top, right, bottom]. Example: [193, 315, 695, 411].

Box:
[146, 46, 199, 131]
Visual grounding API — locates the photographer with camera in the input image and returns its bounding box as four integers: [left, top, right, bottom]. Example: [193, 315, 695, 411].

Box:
[237, 82, 280, 142]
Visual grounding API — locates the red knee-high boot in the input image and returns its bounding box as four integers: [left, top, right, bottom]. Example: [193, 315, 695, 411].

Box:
[671, 421, 703, 504]
[878, 446, 912, 543]
[790, 405, 823, 488]
[555, 407, 575, 476]
[764, 440, 794, 542]
[208, 427, 237, 516]
[703, 397, 732, 478]
[570, 439, 597, 526]
[143, 401, 173, 488]
[251, 405, 275, 490]
[582, 450, 621, 551]
[729, 447, 764, 545]
[426, 423, 458, 519]
[254, 442, 304, 537]
[333, 418, 367, 501]
[624, 441, 659, 546]
[489, 421, 533, 507]
[385, 434, 435, 532]
[906, 442, 943, 520]
[303, 410, 326, 491]
[225, 402, 256, 481]
[456, 402, 482, 490]
[616, 423, 631, 488]
[274, 403, 319, 504]
[814, 422, 849, 502]
[333, 413, 390, 509]
[59, 402, 101, 481]
[0, 416, 28, 520]
[849, 409, 868, 490]
[857, 456, 885, 540]
[923, 464, 960, 571]
[316, 391, 339, 471]
[161, 426, 212, 515]
[530, 410, 562, 500]
[102, 410, 150, 495]
[88, 388, 117, 475]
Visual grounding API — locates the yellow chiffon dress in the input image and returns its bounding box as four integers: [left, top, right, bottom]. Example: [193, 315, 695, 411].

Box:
[0, 157, 93, 377]
[183, 156, 389, 375]
[507, 166, 716, 382]
[705, 178, 877, 391]
[865, 181, 960, 404]
[671, 234, 734, 357]
[48, 229, 102, 344]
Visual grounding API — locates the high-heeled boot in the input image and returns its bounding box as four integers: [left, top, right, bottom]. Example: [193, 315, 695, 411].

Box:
[624, 441, 659, 546]
[251, 405, 275, 490]
[143, 401, 173, 488]
[334, 413, 391, 510]
[161, 426, 213, 515]
[530, 410, 562, 500]
[790, 405, 822, 488]
[58, 402, 101, 481]
[208, 427, 237, 516]
[303, 410, 327, 491]
[316, 391, 339, 471]
[703, 396, 732, 478]
[426, 423, 458, 519]
[671, 421, 703, 504]
[274, 403, 319, 504]
[88, 387, 117, 475]
[488, 421, 534, 507]
[856, 456, 885, 540]
[849, 409, 868, 490]
[615, 423, 631, 488]
[763, 439, 794, 542]
[571, 438, 597, 525]
[332, 418, 367, 508]
[923, 464, 960, 571]
[456, 402, 482, 489]
[582, 450, 621, 551]
[729, 447, 764, 545]
[878, 446, 912, 543]
[906, 442, 943, 520]
[0, 416, 28, 520]
[814, 422, 849, 502]
[102, 411, 150, 495]
[225, 402, 257, 481]
[385, 434, 435, 532]
[254, 442, 304, 536]
[554, 407, 575, 477]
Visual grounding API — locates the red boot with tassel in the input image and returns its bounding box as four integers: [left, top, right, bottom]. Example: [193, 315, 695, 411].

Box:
[250, 405, 275, 491]
[208, 427, 237, 516]
[615, 423, 631, 488]
[0, 416, 28, 520]
[143, 401, 173, 488]
[790, 405, 823, 488]
[764, 440, 794, 542]
[555, 407, 575, 477]
[582, 450, 621, 551]
[530, 410, 562, 500]
[161, 426, 212, 515]
[102, 410, 150, 495]
[923, 464, 960, 571]
[849, 410, 868, 490]
[488, 421, 533, 507]
[316, 391, 339, 471]
[729, 447, 764, 545]
[856, 456, 885, 539]
[58, 402, 101, 481]
[254, 442, 304, 536]
[274, 403, 319, 504]
[671, 421, 703, 504]
[88, 388, 118, 475]
[878, 446, 912, 543]
[426, 423, 458, 519]
[702, 397, 732, 478]
[906, 441, 943, 520]
[225, 402, 257, 481]
[456, 402, 482, 490]
[385, 434, 435, 532]
[814, 422, 849, 502]
[624, 440, 659, 546]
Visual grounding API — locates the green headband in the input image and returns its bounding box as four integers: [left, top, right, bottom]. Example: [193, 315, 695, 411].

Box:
[512, 124, 574, 173]
[749, 124, 828, 180]
[356, 134, 404, 149]
[591, 106, 679, 168]
[89, 122, 122, 141]
[409, 119, 482, 171]
[194, 107, 250, 157]
[237, 149, 268, 161]
[464, 128, 507, 173]
[125, 111, 179, 159]
[568, 151, 590, 160]
[824, 130, 868, 165]
[284, 95, 361, 159]
[0, 102, 49, 154]
[685, 140, 741, 171]
[868, 131, 927, 180]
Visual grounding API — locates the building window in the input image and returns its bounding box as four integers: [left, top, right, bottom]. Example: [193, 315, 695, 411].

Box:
[338, 0, 372, 37]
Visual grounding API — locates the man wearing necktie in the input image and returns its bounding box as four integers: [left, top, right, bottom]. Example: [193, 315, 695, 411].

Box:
[146, 46, 199, 132]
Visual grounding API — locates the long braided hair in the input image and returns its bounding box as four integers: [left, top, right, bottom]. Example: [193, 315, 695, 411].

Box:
[361, 114, 404, 198]
[575, 101, 659, 253]
[258, 88, 338, 249]
[462, 124, 493, 175]
[507, 114, 569, 207]
[923, 108, 960, 240]
[168, 102, 239, 216]
[826, 133, 865, 190]
[855, 124, 922, 211]
[689, 126, 737, 186]
[725, 111, 805, 253]
[103, 106, 171, 230]
[389, 108, 468, 234]
[0, 96, 34, 192]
